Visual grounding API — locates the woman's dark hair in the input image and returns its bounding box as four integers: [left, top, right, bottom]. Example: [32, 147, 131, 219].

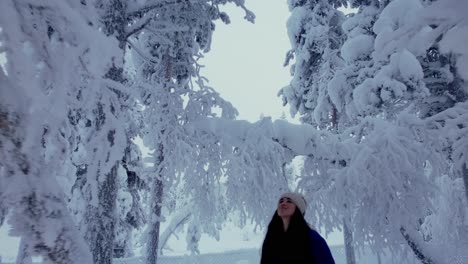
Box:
[260, 208, 312, 263]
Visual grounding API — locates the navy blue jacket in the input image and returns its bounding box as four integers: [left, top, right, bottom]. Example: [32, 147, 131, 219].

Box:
[309, 229, 335, 264]
[261, 228, 335, 264]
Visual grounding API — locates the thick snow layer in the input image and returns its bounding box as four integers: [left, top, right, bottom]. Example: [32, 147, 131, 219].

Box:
[286, 6, 308, 49]
[440, 25, 468, 81]
[406, 26, 434, 57]
[424, 0, 468, 81]
[372, 0, 423, 62]
[373, 0, 422, 35]
[341, 35, 374, 62]
[397, 49, 424, 81]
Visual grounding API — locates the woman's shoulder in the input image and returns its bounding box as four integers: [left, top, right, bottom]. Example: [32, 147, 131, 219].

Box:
[308, 228, 325, 240]
[307, 228, 336, 263]
[308, 228, 330, 247]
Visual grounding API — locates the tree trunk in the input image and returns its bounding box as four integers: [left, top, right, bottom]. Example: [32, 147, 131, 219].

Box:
[146, 179, 164, 264]
[146, 50, 173, 264]
[87, 165, 118, 264]
[16, 238, 32, 264]
[343, 219, 356, 264]
[146, 152, 164, 264]
[400, 227, 434, 264]
[90, 1, 127, 260]
[0, 205, 6, 228]
[462, 164, 468, 205]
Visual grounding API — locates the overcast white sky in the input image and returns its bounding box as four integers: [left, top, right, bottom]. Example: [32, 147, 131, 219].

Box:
[201, 0, 295, 123]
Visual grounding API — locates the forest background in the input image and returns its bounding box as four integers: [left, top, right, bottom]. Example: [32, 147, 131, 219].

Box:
[1, 0, 468, 264]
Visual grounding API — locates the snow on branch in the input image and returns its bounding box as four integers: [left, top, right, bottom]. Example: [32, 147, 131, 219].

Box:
[125, 14, 152, 39]
[193, 117, 337, 157]
[126, 0, 179, 18]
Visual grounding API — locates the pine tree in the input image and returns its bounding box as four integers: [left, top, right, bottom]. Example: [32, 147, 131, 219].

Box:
[280, 1, 360, 262]
[113, 141, 146, 258]
[283, 0, 468, 263]
[281, 0, 346, 129]
[126, 1, 254, 262]
[0, 0, 120, 262]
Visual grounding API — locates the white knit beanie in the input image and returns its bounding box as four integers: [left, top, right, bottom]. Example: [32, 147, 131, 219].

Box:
[280, 192, 307, 215]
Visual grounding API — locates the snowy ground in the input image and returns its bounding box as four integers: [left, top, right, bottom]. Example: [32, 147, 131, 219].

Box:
[1, 222, 328, 261]
[0, 205, 344, 263]
[0, 213, 413, 264]
[0, 245, 418, 264]
[1, 222, 417, 264]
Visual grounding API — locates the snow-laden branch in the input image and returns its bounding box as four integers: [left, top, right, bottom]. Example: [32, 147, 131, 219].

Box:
[400, 227, 437, 264]
[233, 2, 255, 23]
[422, 0, 468, 81]
[127, 39, 160, 65]
[125, 14, 152, 39]
[126, 0, 179, 18]
[158, 203, 193, 254]
[192, 117, 338, 157]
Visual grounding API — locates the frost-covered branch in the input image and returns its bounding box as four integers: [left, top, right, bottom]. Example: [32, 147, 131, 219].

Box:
[193, 117, 337, 157]
[127, 40, 160, 64]
[158, 204, 193, 254]
[16, 238, 32, 264]
[125, 14, 152, 39]
[126, 0, 179, 18]
[400, 227, 435, 264]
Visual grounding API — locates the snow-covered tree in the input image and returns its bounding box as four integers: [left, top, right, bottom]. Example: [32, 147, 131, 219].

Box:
[1, 1, 289, 263]
[376, 1, 468, 261]
[416, 0, 468, 202]
[282, 0, 468, 263]
[113, 141, 146, 258]
[279, 0, 360, 262]
[65, 29, 124, 264]
[0, 0, 121, 263]
[124, 1, 255, 263]
[281, 0, 346, 129]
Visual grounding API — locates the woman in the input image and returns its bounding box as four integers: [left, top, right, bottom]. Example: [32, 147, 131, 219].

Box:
[260, 192, 335, 264]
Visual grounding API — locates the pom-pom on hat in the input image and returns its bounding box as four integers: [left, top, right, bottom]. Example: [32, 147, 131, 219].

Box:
[280, 192, 307, 215]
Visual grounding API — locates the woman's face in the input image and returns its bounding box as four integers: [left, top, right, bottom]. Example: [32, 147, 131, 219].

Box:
[277, 197, 296, 218]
